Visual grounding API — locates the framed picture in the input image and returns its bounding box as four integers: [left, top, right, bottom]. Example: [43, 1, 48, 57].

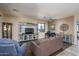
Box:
[50, 24, 55, 30]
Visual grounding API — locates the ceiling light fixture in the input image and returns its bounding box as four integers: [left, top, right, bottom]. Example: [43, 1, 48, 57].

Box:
[43, 16, 53, 20]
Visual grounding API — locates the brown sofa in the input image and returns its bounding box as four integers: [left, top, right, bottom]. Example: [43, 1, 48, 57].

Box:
[31, 36, 63, 56]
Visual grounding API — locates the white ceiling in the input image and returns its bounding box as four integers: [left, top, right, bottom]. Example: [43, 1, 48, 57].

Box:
[0, 3, 79, 20]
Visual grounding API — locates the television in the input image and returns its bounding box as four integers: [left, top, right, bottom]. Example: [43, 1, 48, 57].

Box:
[25, 28, 34, 34]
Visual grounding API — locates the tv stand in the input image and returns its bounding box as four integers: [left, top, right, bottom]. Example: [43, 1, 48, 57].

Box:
[19, 33, 38, 41]
[25, 34, 34, 40]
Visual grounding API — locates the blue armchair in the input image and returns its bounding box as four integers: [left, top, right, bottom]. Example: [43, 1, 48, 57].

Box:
[0, 39, 27, 56]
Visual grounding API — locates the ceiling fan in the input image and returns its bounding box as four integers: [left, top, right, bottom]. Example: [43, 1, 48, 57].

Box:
[43, 16, 55, 21]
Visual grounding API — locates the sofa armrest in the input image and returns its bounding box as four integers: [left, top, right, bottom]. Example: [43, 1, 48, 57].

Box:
[32, 42, 40, 48]
[18, 43, 27, 56]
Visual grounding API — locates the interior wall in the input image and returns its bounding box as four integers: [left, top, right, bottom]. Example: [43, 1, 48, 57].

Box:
[0, 11, 4, 39]
[0, 18, 3, 39]
[52, 16, 75, 44]
[55, 16, 74, 34]
[2, 17, 48, 41]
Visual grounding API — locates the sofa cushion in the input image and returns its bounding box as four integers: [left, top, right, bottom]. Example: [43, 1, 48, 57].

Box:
[0, 44, 17, 56]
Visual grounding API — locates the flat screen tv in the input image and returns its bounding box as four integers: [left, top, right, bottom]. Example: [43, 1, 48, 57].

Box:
[25, 28, 34, 34]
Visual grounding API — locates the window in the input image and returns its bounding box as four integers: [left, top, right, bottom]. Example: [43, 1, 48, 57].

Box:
[38, 23, 45, 32]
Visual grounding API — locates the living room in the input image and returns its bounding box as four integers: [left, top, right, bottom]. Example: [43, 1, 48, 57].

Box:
[0, 3, 79, 56]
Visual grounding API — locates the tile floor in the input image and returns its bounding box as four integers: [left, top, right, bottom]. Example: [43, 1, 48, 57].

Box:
[57, 45, 79, 56]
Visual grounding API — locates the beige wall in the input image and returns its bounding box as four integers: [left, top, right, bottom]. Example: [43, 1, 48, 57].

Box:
[48, 16, 79, 45]
[54, 16, 74, 34]
[0, 15, 77, 44]
[0, 12, 4, 38]
[0, 16, 48, 41]
[51, 16, 75, 44]
[0, 18, 3, 39]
